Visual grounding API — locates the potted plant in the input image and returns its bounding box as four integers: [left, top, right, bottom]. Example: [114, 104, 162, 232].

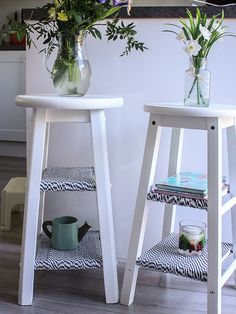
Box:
[16, 0, 147, 96]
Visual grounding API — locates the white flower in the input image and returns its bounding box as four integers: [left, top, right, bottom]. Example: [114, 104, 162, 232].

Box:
[176, 31, 185, 41]
[199, 24, 211, 40]
[127, 0, 133, 15]
[184, 40, 201, 56]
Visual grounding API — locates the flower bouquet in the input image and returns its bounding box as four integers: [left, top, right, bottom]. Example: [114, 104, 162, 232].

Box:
[17, 0, 146, 96]
[164, 8, 234, 107]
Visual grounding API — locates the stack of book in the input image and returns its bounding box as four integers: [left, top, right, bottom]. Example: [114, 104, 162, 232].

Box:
[152, 172, 229, 200]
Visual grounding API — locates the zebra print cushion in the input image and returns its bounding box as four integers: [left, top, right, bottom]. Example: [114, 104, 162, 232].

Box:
[136, 233, 232, 281]
[147, 185, 230, 210]
[147, 191, 207, 209]
[40, 167, 96, 192]
[35, 231, 102, 270]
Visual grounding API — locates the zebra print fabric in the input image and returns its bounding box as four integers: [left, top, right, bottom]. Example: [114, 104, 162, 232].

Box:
[147, 185, 230, 209]
[35, 231, 102, 270]
[147, 191, 208, 209]
[136, 233, 232, 281]
[40, 167, 96, 192]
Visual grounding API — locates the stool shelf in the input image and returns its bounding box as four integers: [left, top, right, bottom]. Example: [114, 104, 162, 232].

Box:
[147, 184, 230, 210]
[136, 233, 232, 282]
[147, 190, 208, 209]
[35, 231, 102, 271]
[40, 167, 96, 192]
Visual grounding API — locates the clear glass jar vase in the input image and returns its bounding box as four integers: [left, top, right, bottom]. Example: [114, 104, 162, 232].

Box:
[184, 58, 211, 107]
[50, 31, 91, 96]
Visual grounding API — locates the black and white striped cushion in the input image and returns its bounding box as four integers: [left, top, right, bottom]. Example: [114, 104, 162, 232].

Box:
[147, 191, 207, 209]
[136, 233, 232, 281]
[35, 231, 102, 270]
[40, 167, 96, 192]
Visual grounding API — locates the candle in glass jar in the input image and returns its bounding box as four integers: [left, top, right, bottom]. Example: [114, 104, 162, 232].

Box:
[179, 220, 206, 256]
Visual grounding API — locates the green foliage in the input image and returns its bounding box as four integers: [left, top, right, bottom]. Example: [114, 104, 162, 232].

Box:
[9, 21, 26, 42]
[164, 8, 235, 67]
[18, 0, 147, 56]
[106, 20, 147, 56]
[179, 234, 189, 251]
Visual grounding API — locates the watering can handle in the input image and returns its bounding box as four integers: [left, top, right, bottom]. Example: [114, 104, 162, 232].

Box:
[42, 220, 53, 238]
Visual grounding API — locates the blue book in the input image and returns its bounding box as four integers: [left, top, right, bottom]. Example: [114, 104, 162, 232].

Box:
[155, 172, 211, 195]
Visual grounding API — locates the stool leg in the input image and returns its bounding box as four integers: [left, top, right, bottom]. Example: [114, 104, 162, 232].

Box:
[38, 191, 45, 236]
[120, 115, 161, 306]
[207, 118, 222, 314]
[0, 190, 12, 231]
[18, 108, 47, 305]
[0, 197, 21, 231]
[38, 123, 50, 236]
[162, 128, 184, 238]
[226, 122, 236, 288]
[90, 109, 119, 303]
[26, 108, 33, 175]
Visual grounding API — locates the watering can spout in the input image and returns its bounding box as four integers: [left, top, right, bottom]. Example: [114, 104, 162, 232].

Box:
[78, 221, 92, 242]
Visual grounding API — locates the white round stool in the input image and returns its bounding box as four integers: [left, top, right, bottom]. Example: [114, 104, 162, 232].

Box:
[15, 94, 123, 306]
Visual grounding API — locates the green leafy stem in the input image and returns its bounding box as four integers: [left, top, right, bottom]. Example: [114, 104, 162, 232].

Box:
[106, 19, 147, 56]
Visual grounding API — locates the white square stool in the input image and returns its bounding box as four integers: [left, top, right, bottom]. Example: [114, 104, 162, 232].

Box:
[15, 94, 123, 306]
[1, 177, 26, 231]
[120, 103, 236, 314]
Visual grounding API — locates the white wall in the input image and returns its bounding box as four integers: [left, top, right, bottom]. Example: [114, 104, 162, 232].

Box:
[26, 18, 236, 261]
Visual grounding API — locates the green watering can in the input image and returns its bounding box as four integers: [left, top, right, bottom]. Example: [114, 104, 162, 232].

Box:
[42, 216, 91, 250]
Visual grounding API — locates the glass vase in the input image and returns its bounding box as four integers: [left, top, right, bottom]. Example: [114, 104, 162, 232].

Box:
[184, 58, 211, 107]
[51, 31, 91, 96]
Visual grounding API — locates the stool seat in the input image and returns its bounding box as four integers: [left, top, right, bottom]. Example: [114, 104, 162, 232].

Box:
[144, 102, 236, 118]
[40, 167, 96, 192]
[16, 94, 123, 110]
[3, 177, 26, 194]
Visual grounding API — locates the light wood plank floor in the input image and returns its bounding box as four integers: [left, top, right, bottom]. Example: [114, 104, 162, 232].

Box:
[0, 157, 236, 313]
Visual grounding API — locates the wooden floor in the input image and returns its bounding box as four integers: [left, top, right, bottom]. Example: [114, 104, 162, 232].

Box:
[0, 157, 236, 313]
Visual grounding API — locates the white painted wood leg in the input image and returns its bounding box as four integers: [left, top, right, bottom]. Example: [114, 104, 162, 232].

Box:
[38, 191, 45, 236]
[18, 108, 47, 305]
[90, 109, 119, 304]
[26, 108, 33, 175]
[162, 128, 184, 238]
[226, 121, 236, 289]
[120, 115, 162, 306]
[37, 123, 50, 236]
[207, 118, 222, 314]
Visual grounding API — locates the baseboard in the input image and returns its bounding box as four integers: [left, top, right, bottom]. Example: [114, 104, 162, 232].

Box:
[0, 141, 26, 157]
